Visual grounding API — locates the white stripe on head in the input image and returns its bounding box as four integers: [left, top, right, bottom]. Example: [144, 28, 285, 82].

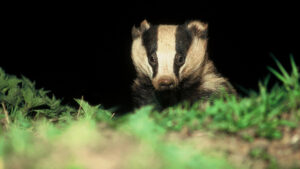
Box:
[131, 38, 153, 78]
[151, 25, 179, 89]
[179, 37, 207, 80]
[155, 25, 177, 78]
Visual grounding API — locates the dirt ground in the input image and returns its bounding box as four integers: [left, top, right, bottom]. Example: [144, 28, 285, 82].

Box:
[72, 125, 300, 169]
[167, 126, 300, 169]
[5, 124, 299, 169]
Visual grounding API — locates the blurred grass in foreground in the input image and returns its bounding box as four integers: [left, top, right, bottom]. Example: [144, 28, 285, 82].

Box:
[0, 55, 299, 169]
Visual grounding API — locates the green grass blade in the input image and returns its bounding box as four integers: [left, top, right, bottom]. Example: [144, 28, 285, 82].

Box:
[263, 74, 271, 87]
[267, 66, 286, 82]
[290, 54, 299, 78]
[270, 53, 290, 80]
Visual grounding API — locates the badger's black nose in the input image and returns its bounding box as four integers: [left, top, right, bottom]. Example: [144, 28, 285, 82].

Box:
[158, 77, 175, 90]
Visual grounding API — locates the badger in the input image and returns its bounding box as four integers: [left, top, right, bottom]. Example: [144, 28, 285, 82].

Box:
[131, 20, 236, 109]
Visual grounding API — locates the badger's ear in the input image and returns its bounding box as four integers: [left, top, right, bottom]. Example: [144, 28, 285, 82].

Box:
[186, 20, 208, 39]
[132, 19, 151, 39]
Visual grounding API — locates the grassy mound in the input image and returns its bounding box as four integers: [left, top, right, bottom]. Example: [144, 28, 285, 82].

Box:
[0, 55, 299, 169]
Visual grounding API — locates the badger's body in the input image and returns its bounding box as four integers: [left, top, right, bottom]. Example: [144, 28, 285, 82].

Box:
[131, 20, 236, 109]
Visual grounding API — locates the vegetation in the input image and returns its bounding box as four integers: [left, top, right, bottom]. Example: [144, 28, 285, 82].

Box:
[0, 55, 299, 169]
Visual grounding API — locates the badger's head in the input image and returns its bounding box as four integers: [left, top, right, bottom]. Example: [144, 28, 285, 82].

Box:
[131, 20, 208, 91]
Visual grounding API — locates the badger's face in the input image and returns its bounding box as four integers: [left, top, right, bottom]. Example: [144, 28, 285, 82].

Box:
[131, 20, 208, 91]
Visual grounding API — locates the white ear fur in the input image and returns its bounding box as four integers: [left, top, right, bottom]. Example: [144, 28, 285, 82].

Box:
[140, 19, 150, 31]
[131, 19, 151, 39]
[187, 20, 208, 39]
[187, 20, 207, 31]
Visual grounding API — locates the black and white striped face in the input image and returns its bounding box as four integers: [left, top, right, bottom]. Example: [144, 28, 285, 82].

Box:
[131, 20, 208, 91]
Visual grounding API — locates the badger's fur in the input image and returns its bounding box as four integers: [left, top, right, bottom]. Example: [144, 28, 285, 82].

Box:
[131, 20, 236, 109]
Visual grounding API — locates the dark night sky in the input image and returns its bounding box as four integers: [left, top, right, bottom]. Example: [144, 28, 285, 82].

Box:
[2, 4, 299, 113]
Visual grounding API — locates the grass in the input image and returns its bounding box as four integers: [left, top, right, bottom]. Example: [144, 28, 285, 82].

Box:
[0, 54, 299, 169]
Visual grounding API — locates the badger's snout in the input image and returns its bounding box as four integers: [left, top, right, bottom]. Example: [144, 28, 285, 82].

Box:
[153, 76, 177, 91]
[158, 77, 175, 89]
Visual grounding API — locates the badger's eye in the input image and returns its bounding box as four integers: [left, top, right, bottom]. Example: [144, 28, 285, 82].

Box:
[175, 54, 185, 66]
[148, 53, 157, 65]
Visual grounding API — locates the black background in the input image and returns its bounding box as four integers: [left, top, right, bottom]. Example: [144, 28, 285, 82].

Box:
[2, 3, 299, 114]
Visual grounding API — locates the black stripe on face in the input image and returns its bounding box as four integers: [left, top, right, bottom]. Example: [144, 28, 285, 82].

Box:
[174, 25, 193, 78]
[142, 26, 158, 78]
